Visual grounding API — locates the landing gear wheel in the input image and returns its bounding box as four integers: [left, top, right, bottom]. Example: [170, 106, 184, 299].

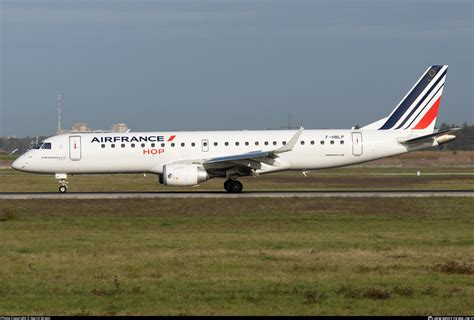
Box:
[229, 180, 243, 193]
[224, 179, 233, 192]
[56, 174, 69, 194]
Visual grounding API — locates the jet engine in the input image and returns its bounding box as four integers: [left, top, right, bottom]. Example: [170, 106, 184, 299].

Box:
[161, 163, 209, 186]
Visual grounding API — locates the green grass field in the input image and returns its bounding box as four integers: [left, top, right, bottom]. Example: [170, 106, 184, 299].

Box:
[0, 198, 473, 315]
[1, 167, 473, 192]
[0, 155, 18, 160]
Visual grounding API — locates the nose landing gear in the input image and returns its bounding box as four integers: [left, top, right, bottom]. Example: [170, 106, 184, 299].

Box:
[224, 179, 243, 193]
[55, 173, 68, 193]
[59, 184, 68, 193]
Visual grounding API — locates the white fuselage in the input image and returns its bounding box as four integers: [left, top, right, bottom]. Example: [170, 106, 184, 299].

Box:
[12, 129, 426, 176]
[11, 65, 453, 192]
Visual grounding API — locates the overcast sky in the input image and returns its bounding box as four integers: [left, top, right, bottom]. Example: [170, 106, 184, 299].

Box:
[0, 0, 472, 137]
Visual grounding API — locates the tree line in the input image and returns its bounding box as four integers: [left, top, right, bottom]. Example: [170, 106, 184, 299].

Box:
[437, 122, 474, 151]
[0, 136, 47, 155]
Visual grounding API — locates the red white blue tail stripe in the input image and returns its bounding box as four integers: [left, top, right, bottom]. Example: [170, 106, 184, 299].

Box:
[379, 65, 448, 130]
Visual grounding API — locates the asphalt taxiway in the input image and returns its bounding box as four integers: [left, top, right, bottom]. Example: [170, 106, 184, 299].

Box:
[0, 190, 473, 199]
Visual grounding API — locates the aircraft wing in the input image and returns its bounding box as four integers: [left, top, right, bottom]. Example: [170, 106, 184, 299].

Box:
[204, 150, 271, 164]
[203, 127, 304, 168]
[204, 127, 304, 165]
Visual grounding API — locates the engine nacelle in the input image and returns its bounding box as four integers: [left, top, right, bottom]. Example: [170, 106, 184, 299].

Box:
[161, 163, 209, 186]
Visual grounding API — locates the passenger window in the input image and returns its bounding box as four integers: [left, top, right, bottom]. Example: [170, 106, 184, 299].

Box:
[41, 143, 52, 149]
[300, 141, 305, 145]
[171, 143, 175, 147]
[273, 141, 277, 145]
[245, 142, 249, 146]
[264, 141, 268, 146]
[235, 142, 240, 146]
[191, 142, 196, 147]
[151, 143, 155, 147]
[131, 143, 135, 148]
[111, 144, 115, 148]
[255, 142, 259, 146]
[330, 141, 334, 145]
[340, 140, 344, 145]
[181, 143, 185, 147]
[311, 141, 315, 145]
[141, 143, 145, 148]
[121, 144, 125, 148]
[203, 142, 208, 147]
[214, 142, 218, 146]
[161, 143, 165, 147]
[225, 142, 229, 146]
[282, 141, 286, 145]
[320, 141, 325, 145]
[101, 144, 105, 148]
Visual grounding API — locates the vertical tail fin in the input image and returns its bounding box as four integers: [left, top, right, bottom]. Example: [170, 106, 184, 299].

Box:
[363, 65, 448, 132]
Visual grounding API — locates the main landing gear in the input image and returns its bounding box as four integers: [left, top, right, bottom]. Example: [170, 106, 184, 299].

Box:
[224, 179, 243, 193]
[55, 173, 68, 193]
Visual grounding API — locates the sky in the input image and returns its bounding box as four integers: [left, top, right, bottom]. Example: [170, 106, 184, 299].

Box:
[0, 0, 472, 137]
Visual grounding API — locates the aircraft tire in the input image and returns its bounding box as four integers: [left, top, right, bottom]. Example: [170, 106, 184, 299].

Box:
[230, 180, 243, 193]
[224, 179, 233, 192]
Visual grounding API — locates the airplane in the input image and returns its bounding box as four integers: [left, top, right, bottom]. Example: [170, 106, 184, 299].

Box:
[12, 65, 459, 193]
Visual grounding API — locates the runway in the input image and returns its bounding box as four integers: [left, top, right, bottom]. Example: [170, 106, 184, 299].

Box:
[0, 190, 473, 199]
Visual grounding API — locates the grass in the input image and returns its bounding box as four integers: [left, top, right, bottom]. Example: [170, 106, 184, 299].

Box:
[0, 197, 473, 315]
[0, 155, 18, 160]
[0, 166, 473, 192]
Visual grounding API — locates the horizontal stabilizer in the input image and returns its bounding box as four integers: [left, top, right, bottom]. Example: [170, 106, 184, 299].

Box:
[399, 128, 460, 144]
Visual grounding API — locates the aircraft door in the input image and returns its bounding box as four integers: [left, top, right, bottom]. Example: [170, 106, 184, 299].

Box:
[69, 136, 82, 161]
[352, 132, 363, 156]
[202, 139, 209, 152]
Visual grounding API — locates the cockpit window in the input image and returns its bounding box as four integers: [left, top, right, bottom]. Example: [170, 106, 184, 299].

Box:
[32, 142, 52, 149]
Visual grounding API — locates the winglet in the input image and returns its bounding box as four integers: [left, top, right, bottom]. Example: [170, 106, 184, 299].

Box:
[273, 127, 304, 154]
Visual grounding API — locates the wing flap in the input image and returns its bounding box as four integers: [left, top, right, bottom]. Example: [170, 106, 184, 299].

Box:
[204, 150, 270, 164]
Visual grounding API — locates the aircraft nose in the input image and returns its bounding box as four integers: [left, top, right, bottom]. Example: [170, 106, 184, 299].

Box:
[11, 158, 20, 170]
[11, 157, 25, 171]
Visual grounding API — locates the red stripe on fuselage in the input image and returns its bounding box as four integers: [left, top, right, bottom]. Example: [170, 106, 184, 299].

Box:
[413, 96, 442, 129]
[167, 135, 176, 142]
